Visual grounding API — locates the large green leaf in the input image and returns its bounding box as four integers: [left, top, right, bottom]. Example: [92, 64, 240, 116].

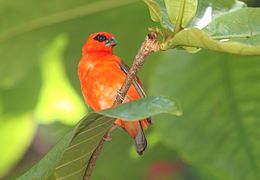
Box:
[19, 97, 180, 179]
[149, 50, 260, 179]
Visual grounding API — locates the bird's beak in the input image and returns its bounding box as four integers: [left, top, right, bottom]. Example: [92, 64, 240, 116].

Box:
[105, 37, 117, 47]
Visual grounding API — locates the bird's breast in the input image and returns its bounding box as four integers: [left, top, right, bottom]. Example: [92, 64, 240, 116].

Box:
[78, 55, 124, 110]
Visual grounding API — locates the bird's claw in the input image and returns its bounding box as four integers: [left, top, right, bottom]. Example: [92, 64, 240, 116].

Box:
[103, 134, 112, 141]
[103, 124, 120, 141]
[117, 90, 125, 102]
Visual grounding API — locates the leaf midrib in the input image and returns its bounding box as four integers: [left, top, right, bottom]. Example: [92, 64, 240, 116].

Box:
[211, 32, 260, 41]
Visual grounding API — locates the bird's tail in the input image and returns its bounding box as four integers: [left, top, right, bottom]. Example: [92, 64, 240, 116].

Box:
[133, 122, 147, 155]
[115, 119, 149, 155]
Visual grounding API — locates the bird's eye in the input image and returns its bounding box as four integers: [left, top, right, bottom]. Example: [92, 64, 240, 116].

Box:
[93, 34, 107, 42]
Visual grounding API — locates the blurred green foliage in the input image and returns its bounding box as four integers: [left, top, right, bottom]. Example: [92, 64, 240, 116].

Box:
[149, 50, 260, 179]
[0, 0, 259, 180]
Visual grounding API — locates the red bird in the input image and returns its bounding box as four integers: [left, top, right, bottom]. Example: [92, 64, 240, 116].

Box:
[78, 32, 151, 155]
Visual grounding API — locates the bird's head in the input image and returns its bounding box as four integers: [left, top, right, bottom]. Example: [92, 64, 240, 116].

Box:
[82, 32, 117, 55]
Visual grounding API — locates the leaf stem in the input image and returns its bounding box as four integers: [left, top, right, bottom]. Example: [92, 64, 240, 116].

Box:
[82, 32, 159, 180]
[173, 0, 186, 34]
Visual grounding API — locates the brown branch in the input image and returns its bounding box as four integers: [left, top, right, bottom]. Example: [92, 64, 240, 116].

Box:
[83, 136, 105, 179]
[83, 32, 159, 180]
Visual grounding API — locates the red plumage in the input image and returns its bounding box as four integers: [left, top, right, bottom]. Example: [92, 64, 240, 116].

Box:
[78, 32, 150, 155]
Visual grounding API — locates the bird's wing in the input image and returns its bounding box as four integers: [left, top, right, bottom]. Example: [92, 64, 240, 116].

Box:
[119, 61, 152, 124]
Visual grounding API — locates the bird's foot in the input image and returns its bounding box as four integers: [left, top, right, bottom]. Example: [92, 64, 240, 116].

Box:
[103, 124, 120, 141]
[116, 90, 125, 102]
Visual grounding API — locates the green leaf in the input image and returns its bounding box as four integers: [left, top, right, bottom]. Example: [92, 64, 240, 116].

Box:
[144, 0, 174, 30]
[19, 96, 180, 179]
[99, 96, 182, 120]
[164, 0, 198, 27]
[161, 27, 260, 55]
[161, 8, 260, 55]
[161, 5, 260, 55]
[149, 50, 260, 179]
[145, 0, 256, 55]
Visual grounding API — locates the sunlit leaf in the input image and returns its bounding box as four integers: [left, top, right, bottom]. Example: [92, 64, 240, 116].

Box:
[35, 34, 86, 125]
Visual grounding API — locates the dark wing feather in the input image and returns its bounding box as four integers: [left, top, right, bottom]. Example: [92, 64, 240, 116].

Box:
[119, 61, 152, 124]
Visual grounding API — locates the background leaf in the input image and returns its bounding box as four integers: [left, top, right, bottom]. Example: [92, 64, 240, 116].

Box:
[149, 50, 260, 179]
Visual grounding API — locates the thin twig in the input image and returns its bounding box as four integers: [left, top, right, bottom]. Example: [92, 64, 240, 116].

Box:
[83, 32, 159, 180]
[114, 32, 159, 105]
